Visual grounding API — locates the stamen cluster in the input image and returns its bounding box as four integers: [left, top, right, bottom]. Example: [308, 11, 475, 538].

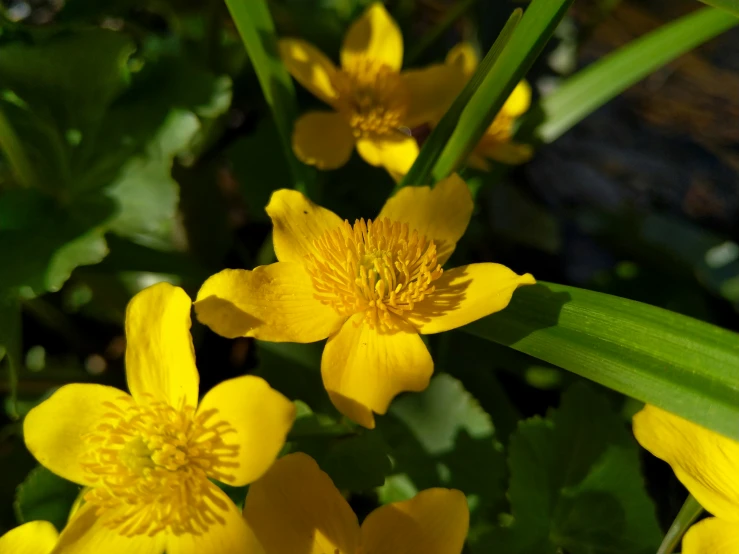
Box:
[80, 396, 239, 537]
[305, 218, 442, 330]
[332, 58, 409, 138]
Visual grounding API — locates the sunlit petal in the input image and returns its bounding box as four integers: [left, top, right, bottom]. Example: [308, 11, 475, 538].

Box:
[292, 111, 355, 170]
[125, 282, 199, 408]
[341, 3, 403, 71]
[633, 405, 739, 521]
[356, 135, 418, 179]
[195, 263, 343, 342]
[23, 383, 132, 486]
[378, 174, 472, 265]
[265, 189, 343, 263]
[278, 38, 339, 105]
[408, 263, 535, 334]
[683, 517, 739, 554]
[322, 314, 433, 428]
[243, 453, 360, 554]
[361, 488, 469, 554]
[0, 521, 59, 554]
[197, 375, 295, 486]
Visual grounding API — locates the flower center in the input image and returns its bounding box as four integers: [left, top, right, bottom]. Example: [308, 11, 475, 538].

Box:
[305, 218, 442, 330]
[80, 396, 239, 537]
[333, 58, 409, 138]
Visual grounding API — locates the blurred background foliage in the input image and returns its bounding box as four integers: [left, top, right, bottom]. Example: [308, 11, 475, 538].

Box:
[0, 0, 737, 552]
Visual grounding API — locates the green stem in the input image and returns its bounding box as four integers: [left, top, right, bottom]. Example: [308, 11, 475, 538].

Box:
[657, 495, 703, 554]
[224, 0, 313, 195]
[406, 0, 478, 65]
[0, 105, 35, 188]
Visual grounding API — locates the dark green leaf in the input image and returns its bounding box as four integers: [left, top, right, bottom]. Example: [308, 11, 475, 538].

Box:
[479, 383, 660, 554]
[14, 466, 80, 531]
[464, 282, 739, 443]
[699, 0, 739, 16]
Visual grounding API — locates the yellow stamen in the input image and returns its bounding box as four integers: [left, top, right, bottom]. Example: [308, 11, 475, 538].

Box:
[332, 58, 409, 138]
[80, 396, 239, 537]
[305, 218, 442, 331]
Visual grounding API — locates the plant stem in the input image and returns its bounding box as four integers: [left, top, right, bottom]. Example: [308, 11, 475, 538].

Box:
[656, 495, 703, 554]
[0, 106, 35, 188]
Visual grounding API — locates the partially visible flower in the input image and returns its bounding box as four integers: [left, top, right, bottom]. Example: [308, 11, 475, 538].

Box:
[633, 405, 739, 554]
[23, 282, 295, 554]
[0, 521, 59, 554]
[279, 3, 457, 178]
[444, 43, 533, 169]
[195, 175, 534, 428]
[243, 452, 469, 554]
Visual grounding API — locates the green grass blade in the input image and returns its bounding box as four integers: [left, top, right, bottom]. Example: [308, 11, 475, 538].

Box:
[224, 0, 314, 194]
[699, 0, 739, 17]
[538, 7, 738, 143]
[463, 282, 739, 442]
[0, 106, 35, 188]
[657, 495, 703, 554]
[396, 9, 522, 190]
[429, 0, 574, 182]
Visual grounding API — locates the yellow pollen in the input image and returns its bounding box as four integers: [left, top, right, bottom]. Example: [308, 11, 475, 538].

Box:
[80, 396, 239, 537]
[332, 58, 409, 138]
[305, 218, 443, 330]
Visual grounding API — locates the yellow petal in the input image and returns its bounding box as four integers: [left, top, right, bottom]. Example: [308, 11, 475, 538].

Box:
[278, 38, 339, 106]
[322, 314, 433, 429]
[501, 80, 531, 118]
[445, 42, 478, 79]
[243, 453, 360, 554]
[265, 189, 343, 263]
[633, 405, 739, 521]
[683, 518, 739, 554]
[341, 3, 403, 71]
[361, 488, 469, 554]
[52, 503, 167, 554]
[356, 135, 418, 179]
[195, 263, 343, 343]
[408, 263, 536, 334]
[196, 375, 296, 486]
[166, 486, 265, 554]
[0, 521, 59, 554]
[292, 111, 355, 170]
[402, 64, 460, 128]
[125, 282, 199, 408]
[378, 174, 473, 265]
[23, 383, 132, 486]
[475, 140, 533, 166]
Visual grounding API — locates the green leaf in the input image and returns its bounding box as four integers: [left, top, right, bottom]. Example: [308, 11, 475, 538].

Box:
[698, 0, 739, 17]
[463, 282, 739, 443]
[224, 0, 315, 194]
[657, 495, 703, 554]
[0, 104, 36, 188]
[537, 7, 739, 143]
[390, 373, 493, 455]
[480, 383, 660, 554]
[397, 9, 522, 189]
[0, 190, 115, 296]
[14, 466, 80, 531]
[428, 0, 573, 182]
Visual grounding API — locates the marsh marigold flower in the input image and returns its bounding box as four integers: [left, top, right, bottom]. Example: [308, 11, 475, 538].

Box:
[633, 405, 739, 553]
[443, 43, 533, 169]
[242, 452, 469, 554]
[279, 3, 457, 177]
[0, 521, 59, 554]
[195, 175, 534, 428]
[23, 283, 295, 554]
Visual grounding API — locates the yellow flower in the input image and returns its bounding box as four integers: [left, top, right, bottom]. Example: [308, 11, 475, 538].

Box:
[633, 405, 739, 553]
[242, 452, 469, 554]
[0, 521, 59, 554]
[444, 42, 533, 170]
[23, 282, 296, 554]
[279, 3, 457, 177]
[195, 175, 534, 428]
